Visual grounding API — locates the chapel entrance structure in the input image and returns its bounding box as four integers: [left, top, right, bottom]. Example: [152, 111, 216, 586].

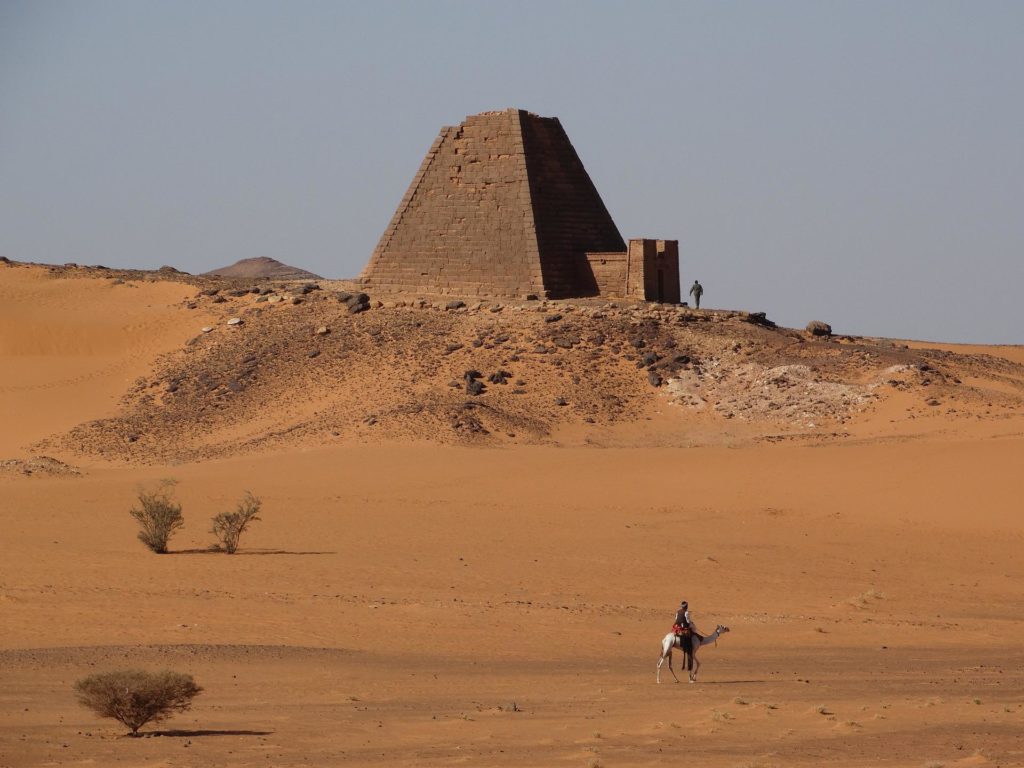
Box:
[361, 108, 680, 303]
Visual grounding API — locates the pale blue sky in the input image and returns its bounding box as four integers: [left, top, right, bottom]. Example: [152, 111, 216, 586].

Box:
[2, 1, 1022, 343]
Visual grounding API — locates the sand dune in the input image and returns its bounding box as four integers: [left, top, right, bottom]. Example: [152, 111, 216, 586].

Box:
[1, 263, 1022, 766]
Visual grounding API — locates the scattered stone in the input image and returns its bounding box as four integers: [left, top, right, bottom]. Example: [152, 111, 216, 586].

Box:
[268, 296, 282, 304]
[308, 350, 320, 358]
[445, 343, 464, 354]
[471, 339, 484, 348]
[199, 288, 220, 297]
[201, 326, 213, 333]
[807, 320, 832, 337]
[648, 370, 663, 387]
[227, 318, 243, 326]
[227, 289, 249, 297]
[544, 313, 563, 323]
[630, 338, 645, 349]
[212, 295, 227, 304]
[298, 283, 320, 295]
[642, 352, 659, 367]
[315, 326, 330, 336]
[448, 379, 462, 388]
[186, 302, 197, 309]
[464, 369, 483, 381]
[466, 379, 485, 396]
[552, 336, 576, 349]
[446, 300, 466, 310]
[524, 294, 539, 301]
[255, 296, 268, 303]
[555, 397, 568, 406]
[290, 296, 303, 305]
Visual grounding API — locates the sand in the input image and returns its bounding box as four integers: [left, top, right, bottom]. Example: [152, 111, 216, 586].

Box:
[1, 264, 1022, 767]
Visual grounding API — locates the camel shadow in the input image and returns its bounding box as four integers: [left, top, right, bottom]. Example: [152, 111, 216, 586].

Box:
[149, 729, 273, 737]
[696, 680, 769, 685]
[169, 548, 334, 556]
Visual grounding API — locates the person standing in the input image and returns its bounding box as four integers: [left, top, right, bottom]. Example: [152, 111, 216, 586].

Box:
[689, 280, 704, 309]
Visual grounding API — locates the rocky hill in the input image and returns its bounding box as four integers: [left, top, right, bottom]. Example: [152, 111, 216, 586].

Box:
[44, 276, 1024, 463]
[202, 256, 322, 280]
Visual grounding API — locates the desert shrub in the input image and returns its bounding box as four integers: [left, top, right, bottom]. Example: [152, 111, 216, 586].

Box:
[129, 479, 183, 553]
[73, 669, 202, 736]
[211, 491, 262, 554]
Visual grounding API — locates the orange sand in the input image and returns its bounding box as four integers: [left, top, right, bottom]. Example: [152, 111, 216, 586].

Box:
[1, 264, 1022, 767]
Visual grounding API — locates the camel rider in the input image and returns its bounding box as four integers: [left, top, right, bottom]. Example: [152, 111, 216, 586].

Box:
[673, 600, 694, 639]
[673, 600, 697, 667]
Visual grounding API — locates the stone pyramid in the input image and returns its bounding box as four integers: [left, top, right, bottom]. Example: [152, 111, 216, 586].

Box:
[361, 109, 626, 299]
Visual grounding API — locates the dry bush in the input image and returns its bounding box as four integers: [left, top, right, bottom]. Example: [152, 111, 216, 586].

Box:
[129, 479, 183, 554]
[73, 669, 202, 736]
[211, 491, 262, 554]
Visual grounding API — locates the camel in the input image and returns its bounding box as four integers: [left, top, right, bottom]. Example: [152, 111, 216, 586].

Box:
[656, 624, 730, 683]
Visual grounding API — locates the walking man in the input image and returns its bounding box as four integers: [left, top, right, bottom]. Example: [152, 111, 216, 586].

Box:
[689, 280, 704, 309]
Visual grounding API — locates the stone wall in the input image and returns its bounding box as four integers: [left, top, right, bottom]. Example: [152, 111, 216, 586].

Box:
[585, 240, 680, 302]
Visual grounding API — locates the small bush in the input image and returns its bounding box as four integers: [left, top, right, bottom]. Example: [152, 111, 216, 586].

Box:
[74, 669, 202, 736]
[129, 480, 183, 554]
[211, 491, 262, 554]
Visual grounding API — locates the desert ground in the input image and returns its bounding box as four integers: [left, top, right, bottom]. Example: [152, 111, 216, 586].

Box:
[1, 262, 1023, 767]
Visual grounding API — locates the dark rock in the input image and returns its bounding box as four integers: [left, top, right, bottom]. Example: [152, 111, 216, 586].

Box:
[544, 314, 563, 323]
[445, 343, 464, 354]
[512, 388, 527, 395]
[212, 295, 227, 304]
[533, 345, 549, 354]
[199, 288, 220, 297]
[446, 300, 466, 310]
[348, 301, 368, 314]
[524, 294, 539, 301]
[642, 352, 659, 367]
[648, 371, 663, 387]
[554, 397, 568, 406]
[553, 336, 577, 349]
[290, 296, 303, 305]
[308, 350, 320, 358]
[746, 311, 777, 328]
[806, 320, 832, 337]
[674, 354, 691, 365]
[464, 369, 483, 381]
[631, 338, 645, 349]
[228, 289, 249, 297]
[591, 334, 605, 346]
[466, 379, 486, 396]
[471, 339, 484, 348]
[298, 283, 320, 295]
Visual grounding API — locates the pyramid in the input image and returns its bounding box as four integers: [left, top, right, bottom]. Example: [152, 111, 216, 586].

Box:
[361, 109, 627, 299]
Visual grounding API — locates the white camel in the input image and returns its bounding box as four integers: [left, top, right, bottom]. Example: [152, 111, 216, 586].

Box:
[656, 624, 730, 683]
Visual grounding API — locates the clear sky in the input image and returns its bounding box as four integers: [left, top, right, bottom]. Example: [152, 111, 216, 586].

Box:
[2, 1, 1022, 343]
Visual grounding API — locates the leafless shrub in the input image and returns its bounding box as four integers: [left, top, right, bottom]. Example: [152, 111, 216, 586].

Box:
[73, 669, 202, 736]
[129, 479, 183, 553]
[211, 491, 262, 554]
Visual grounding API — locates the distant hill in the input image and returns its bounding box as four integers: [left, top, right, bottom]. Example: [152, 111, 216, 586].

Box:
[203, 257, 322, 280]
